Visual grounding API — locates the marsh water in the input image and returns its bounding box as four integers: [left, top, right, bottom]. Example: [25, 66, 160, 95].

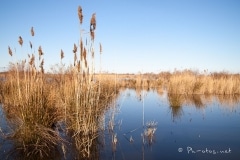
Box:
[1, 88, 240, 160]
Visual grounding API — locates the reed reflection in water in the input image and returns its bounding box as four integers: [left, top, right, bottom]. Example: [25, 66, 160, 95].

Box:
[100, 88, 240, 160]
[1, 89, 240, 159]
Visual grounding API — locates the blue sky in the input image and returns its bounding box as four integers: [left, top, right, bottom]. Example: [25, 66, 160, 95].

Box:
[1, 0, 240, 73]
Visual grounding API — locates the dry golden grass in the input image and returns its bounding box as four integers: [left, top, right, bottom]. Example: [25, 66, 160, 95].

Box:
[0, 4, 240, 159]
[113, 70, 240, 95]
[167, 70, 240, 95]
[95, 70, 240, 96]
[0, 5, 117, 159]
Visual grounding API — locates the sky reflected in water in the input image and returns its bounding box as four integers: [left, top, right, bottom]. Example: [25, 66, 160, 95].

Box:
[101, 89, 240, 160]
[1, 89, 240, 160]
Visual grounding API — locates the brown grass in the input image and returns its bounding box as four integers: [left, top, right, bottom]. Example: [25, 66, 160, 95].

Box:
[1, 4, 240, 159]
[167, 70, 240, 95]
[114, 70, 240, 95]
[0, 5, 117, 159]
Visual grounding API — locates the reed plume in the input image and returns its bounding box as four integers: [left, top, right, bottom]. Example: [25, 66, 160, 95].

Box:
[60, 49, 64, 60]
[29, 41, 32, 49]
[90, 13, 96, 31]
[78, 6, 83, 24]
[38, 46, 43, 55]
[38, 46, 43, 56]
[73, 43, 77, 54]
[90, 13, 96, 41]
[99, 43, 102, 54]
[29, 54, 35, 66]
[8, 46, 13, 56]
[18, 36, 23, 46]
[31, 27, 35, 36]
[1, 5, 118, 159]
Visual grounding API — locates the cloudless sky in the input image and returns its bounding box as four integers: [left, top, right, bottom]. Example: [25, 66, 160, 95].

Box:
[1, 0, 240, 73]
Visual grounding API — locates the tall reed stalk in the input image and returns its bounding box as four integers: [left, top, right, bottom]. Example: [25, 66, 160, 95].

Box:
[0, 5, 118, 159]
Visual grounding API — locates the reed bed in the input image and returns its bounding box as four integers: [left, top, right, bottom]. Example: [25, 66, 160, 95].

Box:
[1, 4, 240, 159]
[115, 70, 240, 95]
[0, 6, 117, 159]
[166, 70, 240, 95]
[117, 73, 161, 90]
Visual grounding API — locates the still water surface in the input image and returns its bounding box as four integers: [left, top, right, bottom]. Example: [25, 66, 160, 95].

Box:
[0, 88, 240, 160]
[100, 89, 240, 160]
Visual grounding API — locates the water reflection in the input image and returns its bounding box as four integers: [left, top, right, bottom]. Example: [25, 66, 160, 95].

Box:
[1, 89, 240, 159]
[100, 89, 240, 160]
[188, 95, 204, 108]
[168, 94, 184, 121]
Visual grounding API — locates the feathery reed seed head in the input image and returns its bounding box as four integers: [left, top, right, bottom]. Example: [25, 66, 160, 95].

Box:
[90, 13, 96, 31]
[29, 54, 35, 66]
[73, 43, 77, 54]
[90, 13, 96, 41]
[8, 46, 13, 56]
[99, 43, 102, 54]
[78, 6, 83, 24]
[18, 36, 23, 46]
[31, 27, 35, 36]
[61, 49, 64, 59]
[29, 41, 33, 49]
[38, 46, 43, 56]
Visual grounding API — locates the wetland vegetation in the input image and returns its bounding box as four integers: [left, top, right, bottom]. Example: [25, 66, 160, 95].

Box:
[0, 5, 240, 160]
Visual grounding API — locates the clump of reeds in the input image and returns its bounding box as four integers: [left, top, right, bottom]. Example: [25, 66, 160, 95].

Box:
[48, 5, 117, 159]
[1, 5, 119, 159]
[1, 27, 65, 159]
[143, 121, 157, 145]
[168, 94, 184, 108]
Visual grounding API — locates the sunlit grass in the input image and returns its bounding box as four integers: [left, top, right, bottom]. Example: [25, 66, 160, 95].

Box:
[0, 5, 117, 159]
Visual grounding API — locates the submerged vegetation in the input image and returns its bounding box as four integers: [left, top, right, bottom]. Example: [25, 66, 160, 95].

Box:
[0, 4, 240, 160]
